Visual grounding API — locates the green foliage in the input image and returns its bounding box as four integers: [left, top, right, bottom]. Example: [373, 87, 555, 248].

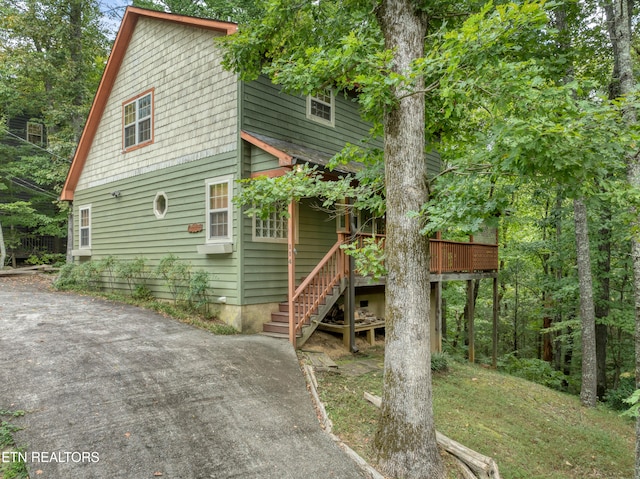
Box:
[74, 261, 104, 291]
[341, 237, 386, 280]
[53, 262, 79, 290]
[116, 257, 149, 296]
[133, 0, 264, 24]
[133, 284, 153, 301]
[185, 270, 213, 314]
[25, 252, 65, 266]
[0, 0, 109, 251]
[155, 254, 191, 304]
[622, 388, 640, 418]
[53, 261, 102, 290]
[605, 374, 636, 412]
[499, 354, 568, 391]
[0, 409, 27, 479]
[1, 451, 29, 479]
[98, 256, 119, 290]
[430, 352, 450, 373]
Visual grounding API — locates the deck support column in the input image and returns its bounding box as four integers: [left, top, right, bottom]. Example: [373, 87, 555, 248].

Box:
[467, 279, 475, 363]
[492, 276, 499, 368]
[347, 209, 357, 353]
[288, 201, 296, 347]
[434, 281, 442, 353]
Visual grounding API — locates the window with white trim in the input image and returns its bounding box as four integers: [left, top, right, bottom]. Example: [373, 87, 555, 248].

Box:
[253, 204, 298, 243]
[79, 205, 91, 248]
[123, 90, 153, 150]
[206, 176, 233, 243]
[26, 122, 44, 145]
[306, 89, 334, 127]
[154, 191, 168, 219]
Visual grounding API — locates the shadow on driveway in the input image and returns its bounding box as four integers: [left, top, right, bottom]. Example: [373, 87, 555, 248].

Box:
[0, 278, 367, 478]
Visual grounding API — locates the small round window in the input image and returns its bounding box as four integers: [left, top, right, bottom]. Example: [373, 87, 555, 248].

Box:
[154, 191, 168, 219]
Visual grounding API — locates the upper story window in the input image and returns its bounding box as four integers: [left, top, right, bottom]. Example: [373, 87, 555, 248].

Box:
[307, 89, 335, 127]
[123, 89, 154, 151]
[26, 122, 44, 145]
[79, 205, 91, 248]
[206, 176, 233, 243]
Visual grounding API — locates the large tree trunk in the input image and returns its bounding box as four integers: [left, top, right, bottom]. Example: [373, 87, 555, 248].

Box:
[0, 220, 6, 269]
[373, 1, 445, 477]
[604, 0, 639, 475]
[574, 198, 597, 408]
[595, 216, 611, 400]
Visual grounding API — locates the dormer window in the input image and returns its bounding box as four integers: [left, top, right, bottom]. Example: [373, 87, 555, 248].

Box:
[306, 89, 334, 127]
[26, 122, 44, 145]
[123, 89, 154, 151]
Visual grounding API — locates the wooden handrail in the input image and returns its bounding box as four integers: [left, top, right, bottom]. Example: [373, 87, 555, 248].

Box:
[289, 237, 348, 338]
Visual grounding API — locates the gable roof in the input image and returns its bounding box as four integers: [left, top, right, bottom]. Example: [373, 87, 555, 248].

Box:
[60, 7, 237, 201]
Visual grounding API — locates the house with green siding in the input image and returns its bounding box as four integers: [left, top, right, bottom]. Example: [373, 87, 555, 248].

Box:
[61, 7, 498, 351]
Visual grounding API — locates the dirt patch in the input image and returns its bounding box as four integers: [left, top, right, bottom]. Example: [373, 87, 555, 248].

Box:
[0, 272, 55, 292]
[302, 330, 385, 360]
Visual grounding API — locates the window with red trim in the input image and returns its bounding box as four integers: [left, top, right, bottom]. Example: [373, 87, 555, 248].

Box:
[123, 90, 153, 150]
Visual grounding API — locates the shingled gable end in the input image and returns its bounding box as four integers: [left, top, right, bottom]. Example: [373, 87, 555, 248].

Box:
[61, 8, 237, 201]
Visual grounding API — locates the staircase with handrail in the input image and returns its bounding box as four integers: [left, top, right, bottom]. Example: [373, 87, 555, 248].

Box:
[262, 237, 349, 347]
[261, 232, 499, 347]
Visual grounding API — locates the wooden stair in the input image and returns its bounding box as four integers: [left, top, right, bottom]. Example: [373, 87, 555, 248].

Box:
[261, 283, 346, 346]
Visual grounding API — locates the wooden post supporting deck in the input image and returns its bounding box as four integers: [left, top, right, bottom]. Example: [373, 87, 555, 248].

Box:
[435, 281, 443, 353]
[467, 280, 475, 363]
[492, 277, 499, 368]
[288, 201, 296, 347]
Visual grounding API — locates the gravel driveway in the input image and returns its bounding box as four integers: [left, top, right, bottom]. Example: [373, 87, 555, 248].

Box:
[0, 277, 367, 479]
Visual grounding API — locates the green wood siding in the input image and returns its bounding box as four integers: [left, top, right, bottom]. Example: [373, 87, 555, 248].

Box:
[251, 145, 280, 173]
[426, 150, 441, 179]
[241, 76, 379, 156]
[72, 151, 241, 303]
[241, 197, 338, 304]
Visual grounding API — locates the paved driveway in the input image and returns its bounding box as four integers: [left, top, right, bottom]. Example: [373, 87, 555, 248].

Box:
[0, 278, 367, 479]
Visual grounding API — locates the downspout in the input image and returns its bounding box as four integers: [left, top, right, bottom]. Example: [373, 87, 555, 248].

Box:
[66, 203, 74, 263]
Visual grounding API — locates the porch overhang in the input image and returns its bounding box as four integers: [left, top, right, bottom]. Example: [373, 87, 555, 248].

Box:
[241, 130, 360, 177]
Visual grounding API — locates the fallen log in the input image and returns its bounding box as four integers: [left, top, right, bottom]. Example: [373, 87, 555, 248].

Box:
[364, 392, 501, 479]
[0, 265, 58, 276]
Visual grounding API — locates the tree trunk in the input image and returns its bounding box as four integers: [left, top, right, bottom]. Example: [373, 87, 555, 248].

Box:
[574, 198, 597, 408]
[595, 216, 611, 400]
[604, 0, 639, 474]
[0, 220, 6, 270]
[373, 1, 445, 477]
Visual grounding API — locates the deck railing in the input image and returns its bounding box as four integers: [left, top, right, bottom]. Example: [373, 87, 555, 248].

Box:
[8, 236, 66, 258]
[289, 235, 349, 338]
[354, 233, 499, 274]
[429, 239, 498, 274]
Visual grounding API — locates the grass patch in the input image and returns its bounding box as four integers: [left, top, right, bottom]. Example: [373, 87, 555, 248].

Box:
[315, 351, 634, 479]
[0, 410, 28, 479]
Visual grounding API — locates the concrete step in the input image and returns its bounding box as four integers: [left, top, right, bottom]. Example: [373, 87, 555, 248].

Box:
[259, 331, 301, 339]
